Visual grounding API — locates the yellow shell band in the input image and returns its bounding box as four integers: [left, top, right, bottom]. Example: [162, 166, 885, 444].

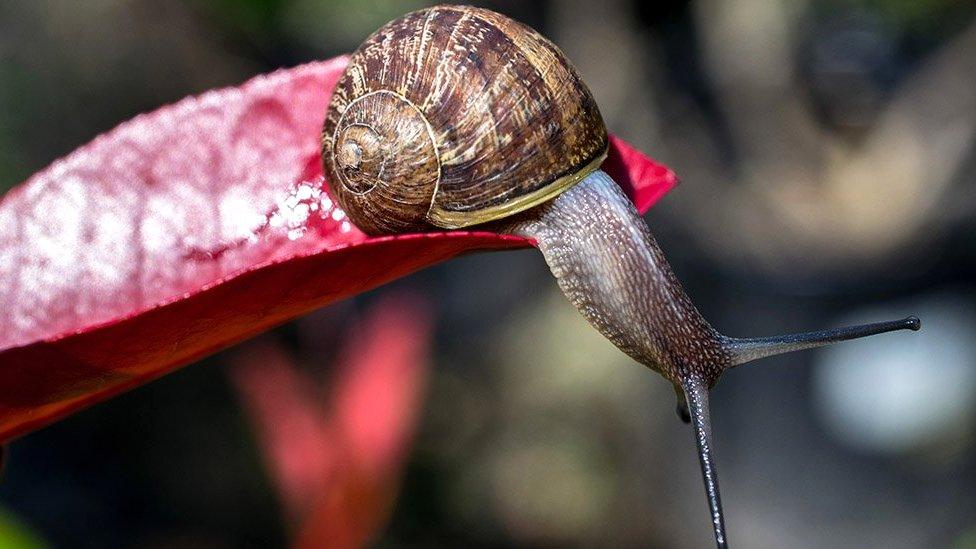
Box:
[427, 146, 609, 229]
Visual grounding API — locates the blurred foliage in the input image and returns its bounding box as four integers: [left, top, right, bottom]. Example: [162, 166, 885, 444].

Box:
[204, 0, 289, 34]
[0, 509, 46, 549]
[840, 0, 974, 33]
[0, 63, 29, 189]
[283, 0, 431, 51]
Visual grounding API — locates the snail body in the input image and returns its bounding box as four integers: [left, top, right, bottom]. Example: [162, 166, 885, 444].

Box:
[322, 6, 920, 548]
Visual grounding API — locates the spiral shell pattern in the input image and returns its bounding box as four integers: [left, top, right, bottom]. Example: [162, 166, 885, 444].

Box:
[323, 5, 608, 234]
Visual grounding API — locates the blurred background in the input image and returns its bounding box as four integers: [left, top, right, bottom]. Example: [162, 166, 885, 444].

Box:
[2, 0, 976, 547]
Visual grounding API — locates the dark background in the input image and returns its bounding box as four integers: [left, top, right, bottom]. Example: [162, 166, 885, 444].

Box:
[2, 1, 976, 547]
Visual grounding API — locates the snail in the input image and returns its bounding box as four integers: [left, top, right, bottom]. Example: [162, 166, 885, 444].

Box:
[321, 5, 920, 548]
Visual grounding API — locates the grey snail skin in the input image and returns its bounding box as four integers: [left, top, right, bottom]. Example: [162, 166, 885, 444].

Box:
[321, 6, 920, 548]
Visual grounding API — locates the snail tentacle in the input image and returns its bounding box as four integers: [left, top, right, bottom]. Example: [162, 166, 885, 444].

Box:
[684, 377, 728, 549]
[722, 316, 921, 366]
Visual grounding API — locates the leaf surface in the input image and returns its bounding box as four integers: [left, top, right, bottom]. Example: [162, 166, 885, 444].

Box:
[231, 294, 431, 548]
[0, 57, 677, 442]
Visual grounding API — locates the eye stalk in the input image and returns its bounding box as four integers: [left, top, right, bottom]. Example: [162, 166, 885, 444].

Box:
[322, 6, 921, 548]
[724, 315, 921, 366]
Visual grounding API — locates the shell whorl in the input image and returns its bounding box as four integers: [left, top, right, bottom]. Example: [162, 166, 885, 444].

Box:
[330, 90, 440, 234]
[322, 5, 608, 235]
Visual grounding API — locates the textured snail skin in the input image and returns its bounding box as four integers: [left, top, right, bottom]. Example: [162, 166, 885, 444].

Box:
[323, 5, 607, 233]
[506, 170, 731, 389]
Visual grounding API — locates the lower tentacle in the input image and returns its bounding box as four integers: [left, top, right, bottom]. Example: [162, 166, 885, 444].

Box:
[683, 377, 729, 549]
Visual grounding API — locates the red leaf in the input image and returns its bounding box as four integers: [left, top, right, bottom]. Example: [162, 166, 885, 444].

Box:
[330, 295, 430, 477]
[229, 342, 336, 521]
[230, 294, 431, 547]
[0, 57, 677, 443]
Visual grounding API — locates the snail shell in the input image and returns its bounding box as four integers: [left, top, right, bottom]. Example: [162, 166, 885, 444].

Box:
[322, 5, 608, 234]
